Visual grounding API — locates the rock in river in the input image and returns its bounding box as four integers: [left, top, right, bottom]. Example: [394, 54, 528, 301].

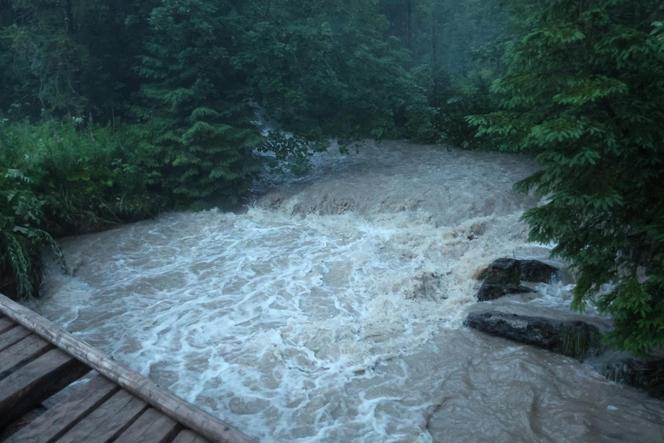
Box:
[518, 259, 559, 283]
[465, 303, 664, 397]
[465, 310, 602, 359]
[476, 258, 559, 301]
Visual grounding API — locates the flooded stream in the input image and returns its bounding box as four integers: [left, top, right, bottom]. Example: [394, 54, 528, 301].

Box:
[32, 141, 664, 442]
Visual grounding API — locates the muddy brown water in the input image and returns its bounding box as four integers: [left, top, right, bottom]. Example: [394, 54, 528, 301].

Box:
[32, 141, 664, 442]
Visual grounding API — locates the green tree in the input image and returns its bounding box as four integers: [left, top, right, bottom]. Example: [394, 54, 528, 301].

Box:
[0, 0, 155, 120]
[138, 0, 261, 205]
[234, 0, 424, 139]
[0, 0, 88, 117]
[470, 0, 664, 354]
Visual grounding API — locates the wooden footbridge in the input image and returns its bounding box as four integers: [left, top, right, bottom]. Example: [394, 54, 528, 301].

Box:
[0, 294, 255, 443]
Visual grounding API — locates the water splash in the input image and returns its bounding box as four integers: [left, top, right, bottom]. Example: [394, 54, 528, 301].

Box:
[32, 141, 664, 442]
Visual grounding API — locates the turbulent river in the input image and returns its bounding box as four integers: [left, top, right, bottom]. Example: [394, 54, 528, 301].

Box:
[32, 141, 664, 442]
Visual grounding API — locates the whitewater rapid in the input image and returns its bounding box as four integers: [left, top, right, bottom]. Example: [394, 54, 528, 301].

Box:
[32, 141, 664, 442]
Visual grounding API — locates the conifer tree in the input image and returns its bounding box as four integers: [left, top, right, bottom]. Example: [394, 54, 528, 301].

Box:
[138, 0, 261, 205]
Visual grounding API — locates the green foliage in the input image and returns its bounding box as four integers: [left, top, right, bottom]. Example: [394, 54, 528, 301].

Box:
[257, 131, 327, 176]
[470, 0, 664, 354]
[0, 0, 154, 119]
[0, 0, 504, 144]
[1, 121, 164, 231]
[0, 168, 55, 298]
[233, 1, 426, 139]
[138, 0, 261, 206]
[384, 0, 511, 145]
[0, 120, 164, 297]
[429, 70, 499, 147]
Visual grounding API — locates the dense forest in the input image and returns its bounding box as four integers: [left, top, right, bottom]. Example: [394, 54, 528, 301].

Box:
[0, 0, 663, 355]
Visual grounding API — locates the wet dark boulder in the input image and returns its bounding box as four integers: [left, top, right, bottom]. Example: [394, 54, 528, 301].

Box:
[476, 258, 559, 301]
[519, 260, 559, 283]
[477, 258, 521, 285]
[476, 283, 532, 302]
[476, 258, 530, 302]
[465, 310, 602, 359]
[466, 304, 664, 398]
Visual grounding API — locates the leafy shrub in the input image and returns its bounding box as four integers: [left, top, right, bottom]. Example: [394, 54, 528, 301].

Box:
[430, 71, 499, 148]
[1, 121, 164, 233]
[0, 168, 60, 298]
[257, 131, 326, 176]
[0, 120, 164, 297]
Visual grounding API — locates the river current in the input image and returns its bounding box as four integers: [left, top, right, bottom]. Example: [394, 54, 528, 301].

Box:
[32, 141, 664, 442]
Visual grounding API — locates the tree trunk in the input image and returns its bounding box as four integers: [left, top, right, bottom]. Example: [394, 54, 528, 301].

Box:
[63, 0, 74, 34]
[406, 0, 413, 50]
[431, 3, 439, 99]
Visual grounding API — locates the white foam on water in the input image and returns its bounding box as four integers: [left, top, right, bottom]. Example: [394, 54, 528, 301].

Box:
[32, 141, 664, 442]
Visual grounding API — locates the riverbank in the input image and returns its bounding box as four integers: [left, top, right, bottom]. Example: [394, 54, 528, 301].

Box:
[0, 121, 168, 299]
[0, 120, 260, 300]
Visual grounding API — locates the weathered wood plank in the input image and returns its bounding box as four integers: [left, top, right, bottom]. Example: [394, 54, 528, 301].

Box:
[0, 294, 255, 443]
[0, 334, 51, 378]
[0, 348, 89, 428]
[55, 390, 147, 443]
[0, 325, 31, 352]
[114, 408, 180, 443]
[4, 374, 119, 443]
[0, 404, 47, 441]
[172, 430, 210, 443]
[0, 316, 14, 334]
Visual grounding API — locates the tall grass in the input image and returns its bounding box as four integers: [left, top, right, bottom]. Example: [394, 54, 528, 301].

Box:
[0, 120, 166, 298]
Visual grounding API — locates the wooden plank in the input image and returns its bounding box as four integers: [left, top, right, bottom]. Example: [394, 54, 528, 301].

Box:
[172, 430, 210, 443]
[0, 294, 255, 443]
[0, 325, 31, 352]
[0, 316, 14, 333]
[55, 390, 147, 443]
[5, 374, 119, 443]
[0, 404, 47, 441]
[114, 408, 180, 443]
[0, 334, 51, 378]
[0, 348, 89, 428]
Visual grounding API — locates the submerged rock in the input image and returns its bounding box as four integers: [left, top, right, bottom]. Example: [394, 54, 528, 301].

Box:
[465, 310, 602, 359]
[477, 282, 531, 302]
[405, 271, 445, 301]
[477, 258, 521, 284]
[466, 306, 664, 397]
[519, 260, 559, 283]
[476, 258, 559, 301]
[589, 353, 664, 398]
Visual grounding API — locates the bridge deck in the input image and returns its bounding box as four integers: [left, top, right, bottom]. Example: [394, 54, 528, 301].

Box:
[0, 295, 253, 443]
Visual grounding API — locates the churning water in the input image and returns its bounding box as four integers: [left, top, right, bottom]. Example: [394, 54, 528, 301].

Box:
[33, 141, 664, 442]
